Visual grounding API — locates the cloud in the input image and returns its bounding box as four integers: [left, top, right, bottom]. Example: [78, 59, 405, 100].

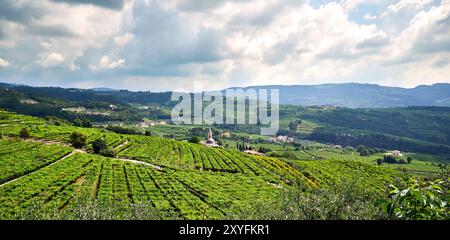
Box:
[356, 32, 390, 49]
[90, 55, 125, 70]
[0, 58, 10, 67]
[0, 0, 49, 23]
[0, 0, 449, 90]
[364, 13, 377, 20]
[35, 52, 65, 67]
[50, 0, 126, 10]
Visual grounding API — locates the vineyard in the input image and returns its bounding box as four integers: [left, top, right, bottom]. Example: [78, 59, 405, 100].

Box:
[288, 159, 399, 194]
[0, 111, 405, 219]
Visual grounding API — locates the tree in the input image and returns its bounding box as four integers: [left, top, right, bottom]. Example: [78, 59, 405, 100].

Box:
[383, 154, 398, 164]
[189, 136, 200, 144]
[20, 128, 30, 139]
[407, 156, 413, 164]
[288, 121, 299, 131]
[376, 158, 383, 165]
[73, 118, 83, 127]
[92, 138, 107, 154]
[70, 131, 87, 149]
[145, 131, 152, 136]
[398, 159, 407, 164]
[74, 118, 92, 128]
[81, 118, 92, 128]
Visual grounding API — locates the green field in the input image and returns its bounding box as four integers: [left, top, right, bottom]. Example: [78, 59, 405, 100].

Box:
[0, 110, 447, 219]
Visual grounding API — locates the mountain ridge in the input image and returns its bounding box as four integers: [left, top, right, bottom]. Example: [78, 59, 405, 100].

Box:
[1, 82, 450, 108]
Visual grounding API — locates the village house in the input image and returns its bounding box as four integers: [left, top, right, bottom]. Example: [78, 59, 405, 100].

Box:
[268, 135, 294, 143]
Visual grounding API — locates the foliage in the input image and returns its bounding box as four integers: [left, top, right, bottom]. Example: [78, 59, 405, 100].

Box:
[99, 148, 116, 157]
[92, 138, 107, 154]
[19, 128, 30, 139]
[74, 118, 92, 128]
[356, 145, 382, 156]
[106, 125, 140, 135]
[377, 178, 449, 220]
[69, 131, 87, 149]
[189, 136, 200, 143]
[288, 120, 300, 131]
[229, 179, 377, 220]
[407, 156, 413, 164]
[379, 154, 409, 165]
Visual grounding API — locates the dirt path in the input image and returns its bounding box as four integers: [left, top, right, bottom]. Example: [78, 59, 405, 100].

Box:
[0, 149, 84, 188]
[115, 157, 163, 170]
[0, 138, 162, 187]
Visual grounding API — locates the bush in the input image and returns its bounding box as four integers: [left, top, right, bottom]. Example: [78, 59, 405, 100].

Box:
[228, 179, 377, 220]
[74, 118, 92, 128]
[377, 178, 448, 220]
[92, 138, 107, 154]
[398, 159, 407, 164]
[288, 121, 299, 131]
[189, 136, 200, 144]
[19, 128, 30, 139]
[99, 148, 116, 157]
[376, 158, 383, 165]
[144, 131, 152, 136]
[383, 155, 398, 164]
[267, 151, 281, 158]
[107, 125, 140, 135]
[282, 151, 297, 160]
[70, 131, 87, 149]
[407, 156, 412, 164]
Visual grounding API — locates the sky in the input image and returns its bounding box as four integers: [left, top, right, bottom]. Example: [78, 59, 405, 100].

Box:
[0, 0, 449, 92]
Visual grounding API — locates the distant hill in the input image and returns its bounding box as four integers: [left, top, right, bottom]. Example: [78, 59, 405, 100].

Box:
[1, 82, 450, 108]
[230, 83, 450, 108]
[90, 87, 120, 92]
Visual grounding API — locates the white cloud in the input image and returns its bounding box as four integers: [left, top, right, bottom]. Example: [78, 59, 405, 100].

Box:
[35, 52, 65, 67]
[0, 58, 10, 67]
[364, 13, 377, 20]
[114, 33, 134, 48]
[0, 0, 449, 90]
[90, 55, 125, 70]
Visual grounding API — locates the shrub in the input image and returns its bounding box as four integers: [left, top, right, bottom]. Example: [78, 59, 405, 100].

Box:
[228, 178, 377, 220]
[376, 158, 383, 165]
[282, 151, 297, 160]
[189, 136, 200, 144]
[107, 125, 140, 135]
[398, 159, 407, 164]
[288, 121, 299, 131]
[99, 148, 116, 157]
[407, 156, 412, 164]
[69, 131, 87, 149]
[377, 178, 448, 220]
[92, 138, 107, 154]
[383, 155, 398, 164]
[74, 118, 92, 128]
[19, 128, 30, 139]
[144, 131, 152, 136]
[267, 151, 281, 157]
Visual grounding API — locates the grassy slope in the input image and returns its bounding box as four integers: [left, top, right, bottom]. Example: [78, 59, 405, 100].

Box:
[0, 111, 408, 219]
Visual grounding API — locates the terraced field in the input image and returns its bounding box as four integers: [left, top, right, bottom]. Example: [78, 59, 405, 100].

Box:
[0, 111, 403, 219]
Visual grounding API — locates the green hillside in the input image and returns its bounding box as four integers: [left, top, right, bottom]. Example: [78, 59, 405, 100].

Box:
[0, 110, 403, 219]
